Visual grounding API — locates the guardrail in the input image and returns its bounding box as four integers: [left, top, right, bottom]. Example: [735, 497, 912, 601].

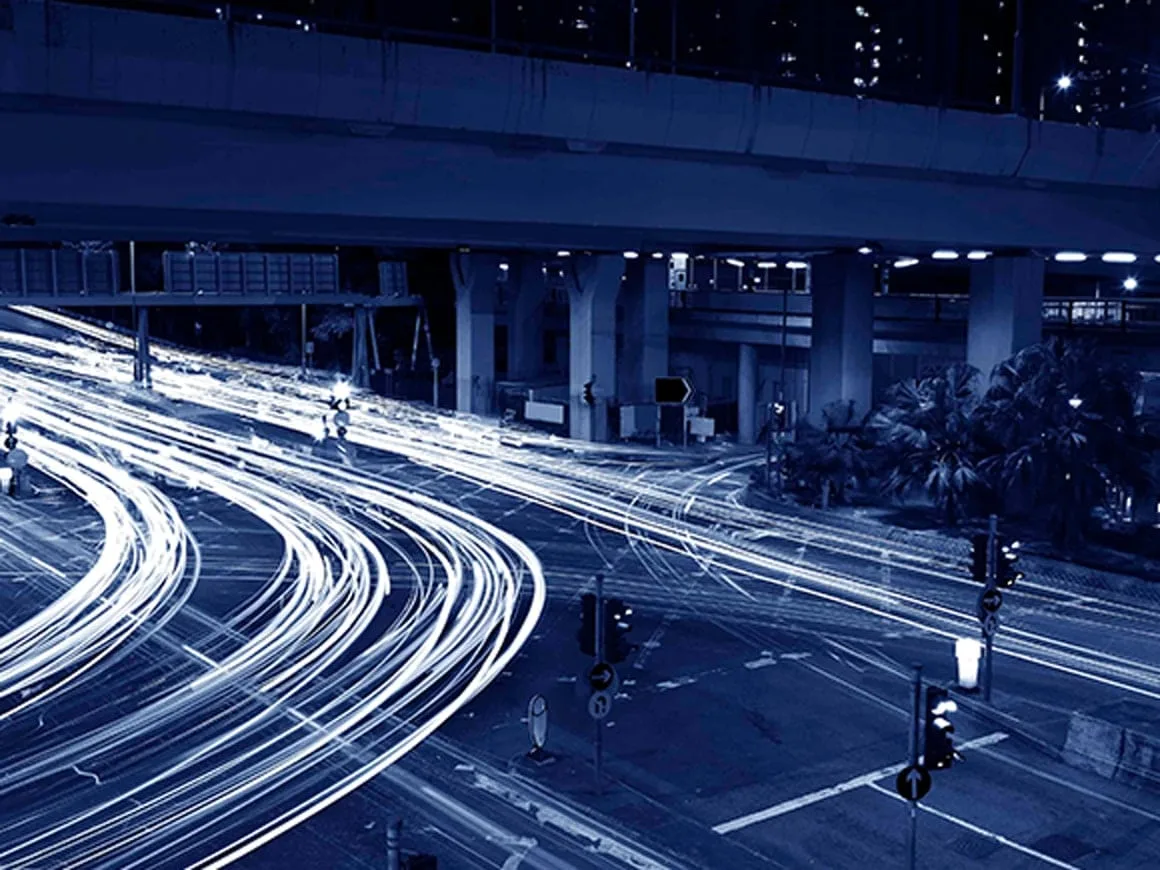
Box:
[675, 291, 1160, 331]
[41, 0, 1006, 118]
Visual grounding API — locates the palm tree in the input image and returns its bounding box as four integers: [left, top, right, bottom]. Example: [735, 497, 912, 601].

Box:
[786, 399, 870, 508]
[973, 338, 1149, 549]
[871, 363, 984, 526]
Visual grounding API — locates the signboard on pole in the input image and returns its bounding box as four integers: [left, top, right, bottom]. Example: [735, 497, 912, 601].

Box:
[587, 690, 613, 720]
[977, 588, 1002, 623]
[588, 662, 616, 693]
[895, 765, 931, 801]
[655, 377, 692, 405]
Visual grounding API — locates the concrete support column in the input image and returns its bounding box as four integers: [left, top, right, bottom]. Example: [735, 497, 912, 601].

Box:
[619, 259, 670, 404]
[808, 253, 874, 423]
[507, 256, 548, 381]
[452, 252, 501, 415]
[968, 255, 1045, 385]
[134, 307, 151, 389]
[738, 342, 757, 445]
[351, 305, 370, 388]
[567, 255, 624, 441]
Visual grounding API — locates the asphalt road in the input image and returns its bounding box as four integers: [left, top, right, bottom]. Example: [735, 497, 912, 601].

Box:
[1, 307, 1159, 868]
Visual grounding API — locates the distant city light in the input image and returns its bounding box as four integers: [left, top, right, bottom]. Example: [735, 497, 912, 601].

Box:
[1057, 75, 1073, 90]
[1123, 277, 1139, 291]
[757, 261, 779, 269]
[725, 258, 746, 268]
[786, 261, 809, 270]
[931, 250, 960, 260]
[967, 251, 991, 260]
[1102, 252, 1137, 264]
[623, 251, 640, 260]
[1054, 251, 1087, 262]
[893, 257, 919, 269]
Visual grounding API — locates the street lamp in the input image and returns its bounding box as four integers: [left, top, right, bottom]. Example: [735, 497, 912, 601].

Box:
[1040, 75, 1073, 120]
[1123, 277, 1139, 291]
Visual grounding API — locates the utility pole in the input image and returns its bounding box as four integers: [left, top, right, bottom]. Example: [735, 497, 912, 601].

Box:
[765, 401, 775, 490]
[593, 572, 605, 795]
[984, 513, 998, 702]
[300, 303, 308, 377]
[386, 818, 401, 870]
[1011, 0, 1025, 117]
[908, 665, 923, 870]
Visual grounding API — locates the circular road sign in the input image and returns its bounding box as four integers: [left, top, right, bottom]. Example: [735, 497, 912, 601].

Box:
[588, 662, 616, 693]
[895, 764, 932, 802]
[527, 694, 549, 751]
[981, 611, 1001, 637]
[587, 690, 613, 721]
[6, 448, 28, 470]
[979, 588, 1003, 615]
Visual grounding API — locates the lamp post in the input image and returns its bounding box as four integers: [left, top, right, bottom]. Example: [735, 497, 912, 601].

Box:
[1040, 75, 1073, 121]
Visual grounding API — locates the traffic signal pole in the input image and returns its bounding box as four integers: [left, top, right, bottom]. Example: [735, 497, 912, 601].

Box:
[908, 665, 923, 870]
[984, 514, 997, 702]
[593, 572, 605, 795]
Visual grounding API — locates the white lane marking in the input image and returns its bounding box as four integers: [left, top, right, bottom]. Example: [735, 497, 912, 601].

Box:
[72, 765, 101, 786]
[866, 782, 1079, 869]
[713, 732, 1008, 835]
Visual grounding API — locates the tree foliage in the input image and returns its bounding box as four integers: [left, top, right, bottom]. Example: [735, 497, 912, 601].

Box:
[786, 399, 871, 507]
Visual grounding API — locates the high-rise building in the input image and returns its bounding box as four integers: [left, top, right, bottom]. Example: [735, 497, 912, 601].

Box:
[1068, 0, 1160, 129]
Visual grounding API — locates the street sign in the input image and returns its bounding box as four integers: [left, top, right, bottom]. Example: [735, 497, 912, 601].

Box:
[6, 448, 27, 470]
[588, 662, 616, 693]
[587, 690, 613, 720]
[978, 588, 1003, 620]
[527, 694, 549, 751]
[981, 611, 1000, 637]
[895, 764, 932, 801]
[655, 376, 693, 405]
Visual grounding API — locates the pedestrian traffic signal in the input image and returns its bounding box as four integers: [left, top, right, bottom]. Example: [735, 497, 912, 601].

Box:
[582, 380, 595, 406]
[924, 686, 958, 770]
[577, 593, 597, 656]
[605, 597, 634, 664]
[970, 534, 989, 584]
[996, 538, 1023, 589]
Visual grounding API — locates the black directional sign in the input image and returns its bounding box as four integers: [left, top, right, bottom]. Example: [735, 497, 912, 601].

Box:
[588, 662, 616, 692]
[978, 588, 1003, 617]
[655, 376, 693, 405]
[895, 764, 932, 801]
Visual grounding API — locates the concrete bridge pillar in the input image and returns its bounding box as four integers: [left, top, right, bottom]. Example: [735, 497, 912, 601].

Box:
[506, 256, 548, 381]
[808, 253, 874, 423]
[452, 252, 501, 415]
[968, 255, 1044, 386]
[567, 255, 624, 442]
[619, 259, 670, 405]
[738, 342, 758, 445]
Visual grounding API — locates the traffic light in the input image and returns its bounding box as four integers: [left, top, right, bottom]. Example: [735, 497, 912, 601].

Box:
[970, 534, 989, 584]
[582, 380, 595, 406]
[605, 597, 634, 664]
[923, 685, 958, 770]
[772, 402, 787, 432]
[3, 422, 15, 453]
[329, 381, 352, 438]
[577, 593, 597, 656]
[996, 538, 1023, 588]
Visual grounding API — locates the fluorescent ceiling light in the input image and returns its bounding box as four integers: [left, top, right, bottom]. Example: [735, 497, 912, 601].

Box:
[858, 246, 873, 255]
[1102, 252, 1137, 264]
[725, 258, 746, 268]
[967, 250, 991, 260]
[556, 250, 571, 257]
[931, 250, 960, 260]
[623, 251, 640, 259]
[786, 261, 809, 270]
[893, 257, 919, 269]
[651, 252, 664, 259]
[1054, 251, 1087, 262]
[757, 261, 779, 269]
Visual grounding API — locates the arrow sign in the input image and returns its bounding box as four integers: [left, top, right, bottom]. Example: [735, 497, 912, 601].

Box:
[895, 764, 931, 801]
[655, 376, 693, 405]
[587, 662, 616, 693]
[978, 588, 1003, 620]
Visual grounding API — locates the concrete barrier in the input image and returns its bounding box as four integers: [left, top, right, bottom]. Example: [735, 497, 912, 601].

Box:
[1061, 713, 1126, 779]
